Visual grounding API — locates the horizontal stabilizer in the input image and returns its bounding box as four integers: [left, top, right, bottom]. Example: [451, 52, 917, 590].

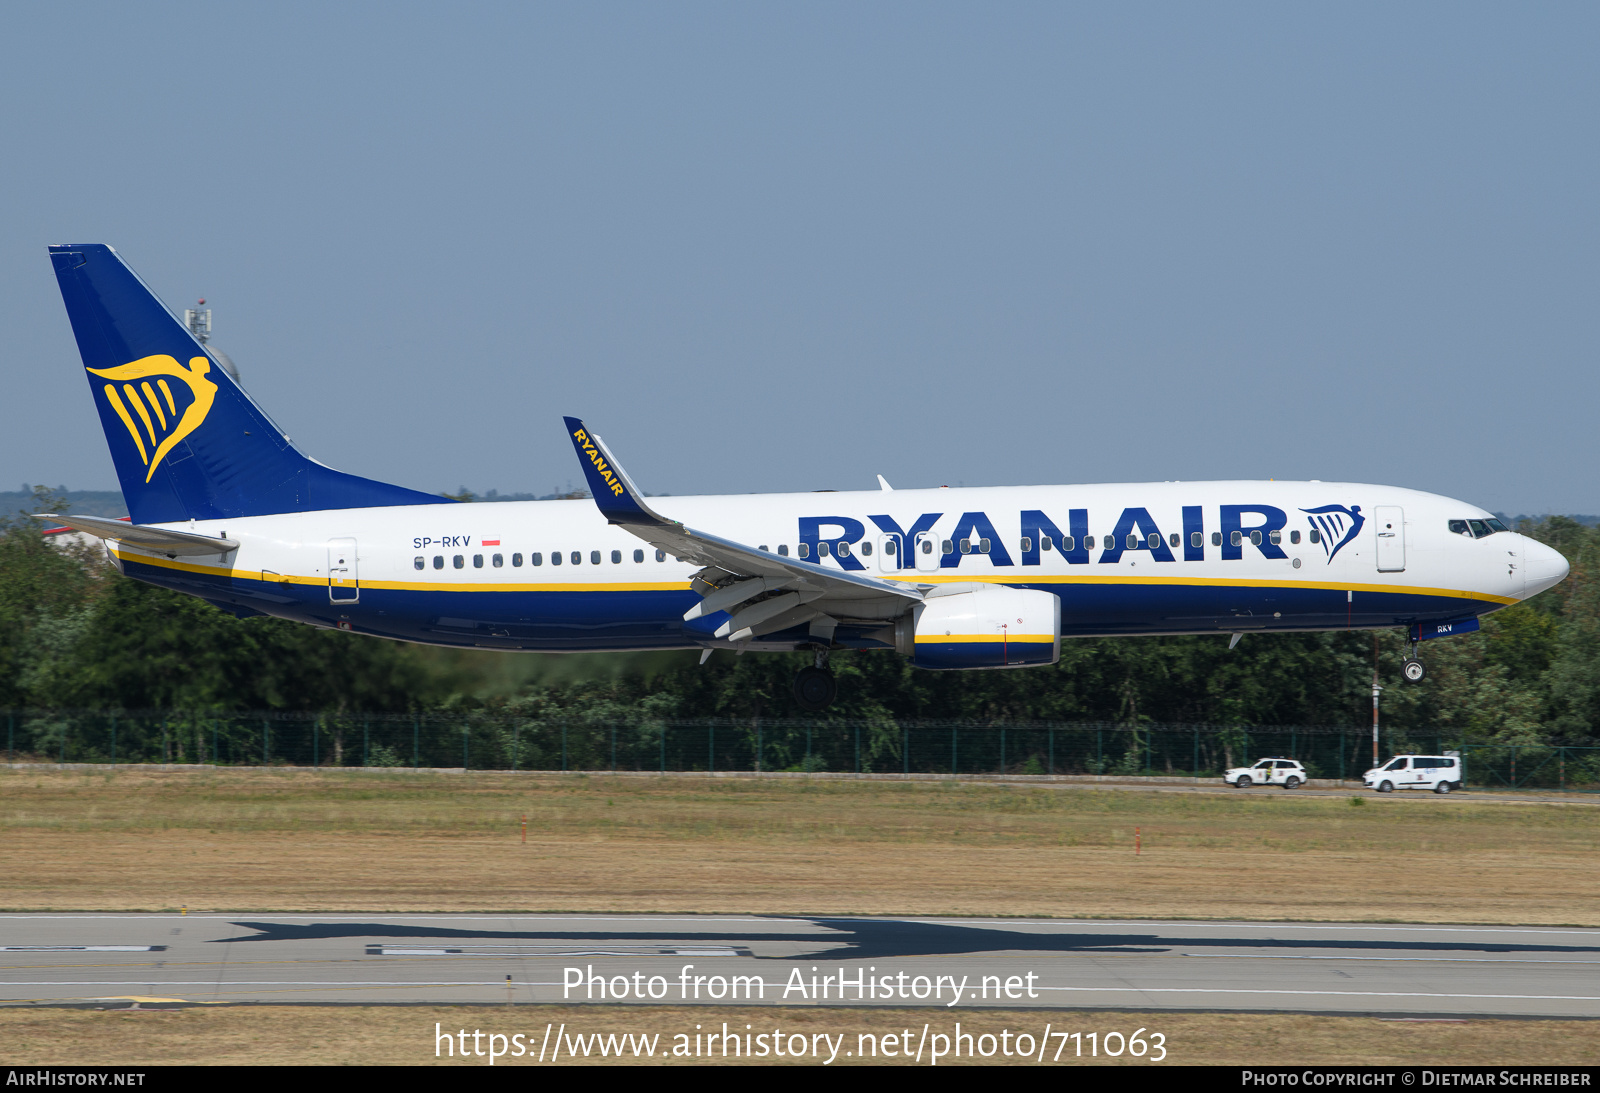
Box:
[40, 514, 238, 556]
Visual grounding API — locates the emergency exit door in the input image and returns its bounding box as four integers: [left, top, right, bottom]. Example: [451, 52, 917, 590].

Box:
[1374, 507, 1405, 572]
[328, 538, 359, 603]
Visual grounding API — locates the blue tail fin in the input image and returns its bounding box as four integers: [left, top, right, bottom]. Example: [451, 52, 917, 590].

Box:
[50, 244, 453, 524]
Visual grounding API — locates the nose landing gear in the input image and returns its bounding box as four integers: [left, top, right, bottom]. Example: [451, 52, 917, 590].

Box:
[793, 648, 838, 711]
[1401, 638, 1426, 682]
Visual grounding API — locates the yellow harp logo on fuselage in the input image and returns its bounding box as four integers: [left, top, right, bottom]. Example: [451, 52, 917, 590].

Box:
[88, 355, 218, 483]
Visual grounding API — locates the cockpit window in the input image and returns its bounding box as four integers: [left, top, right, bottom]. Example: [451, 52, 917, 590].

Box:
[1452, 519, 1505, 539]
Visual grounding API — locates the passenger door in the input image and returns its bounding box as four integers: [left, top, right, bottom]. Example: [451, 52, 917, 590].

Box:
[327, 537, 359, 603]
[1375, 506, 1405, 572]
[879, 534, 901, 572]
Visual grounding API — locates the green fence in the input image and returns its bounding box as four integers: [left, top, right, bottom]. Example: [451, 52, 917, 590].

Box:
[9, 708, 1588, 787]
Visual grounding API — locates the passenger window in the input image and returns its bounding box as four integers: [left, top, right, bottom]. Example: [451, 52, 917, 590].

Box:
[1250, 530, 1262, 546]
[960, 540, 972, 554]
[1449, 520, 1470, 536]
[922, 539, 933, 554]
[861, 541, 871, 556]
[759, 545, 768, 552]
[433, 555, 444, 569]
[798, 543, 810, 559]
[552, 552, 562, 566]
[1212, 532, 1222, 547]
[473, 554, 484, 568]
[492, 553, 503, 567]
[634, 549, 644, 563]
[1039, 536, 1051, 552]
[778, 545, 789, 557]
[1230, 531, 1242, 547]
[611, 550, 621, 564]
[818, 542, 831, 557]
[886, 539, 898, 555]
[414, 556, 425, 570]
[1191, 532, 1203, 548]
[590, 550, 601, 565]
[1169, 533, 1179, 548]
[514, 553, 525, 567]
[571, 551, 582, 565]
[1062, 535, 1075, 551]
[656, 550, 666, 562]
[1126, 533, 1138, 549]
[1289, 530, 1301, 545]
[979, 538, 991, 553]
[1020, 537, 1032, 553]
[837, 542, 851, 557]
[1083, 536, 1094, 550]
[1309, 528, 1321, 545]
[942, 540, 954, 554]
[1146, 533, 1159, 549]
[1268, 530, 1281, 545]
[528, 553, 540, 566]
[453, 555, 464, 569]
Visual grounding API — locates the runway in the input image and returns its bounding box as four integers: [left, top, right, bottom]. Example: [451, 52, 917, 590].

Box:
[1, 914, 1596, 1017]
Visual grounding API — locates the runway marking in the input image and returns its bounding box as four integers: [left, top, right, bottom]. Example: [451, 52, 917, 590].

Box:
[5, 980, 1598, 1003]
[364, 945, 747, 957]
[1036, 987, 1600, 1001]
[1183, 954, 1600, 964]
[0, 946, 166, 952]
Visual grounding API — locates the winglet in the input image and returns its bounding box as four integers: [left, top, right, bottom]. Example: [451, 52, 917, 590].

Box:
[562, 417, 669, 527]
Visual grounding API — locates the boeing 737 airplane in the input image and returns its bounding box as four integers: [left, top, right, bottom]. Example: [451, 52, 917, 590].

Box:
[44, 244, 1570, 709]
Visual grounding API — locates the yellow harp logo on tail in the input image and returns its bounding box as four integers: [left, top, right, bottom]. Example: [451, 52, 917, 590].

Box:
[87, 355, 219, 483]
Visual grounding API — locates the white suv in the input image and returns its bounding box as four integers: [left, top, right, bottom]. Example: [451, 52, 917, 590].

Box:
[1363, 754, 1464, 794]
[1224, 758, 1307, 789]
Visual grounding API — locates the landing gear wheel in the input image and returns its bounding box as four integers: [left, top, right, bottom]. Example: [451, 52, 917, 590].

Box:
[1236, 776, 1252, 788]
[1403, 658, 1426, 682]
[1284, 776, 1301, 790]
[1378, 780, 1394, 793]
[793, 666, 838, 712]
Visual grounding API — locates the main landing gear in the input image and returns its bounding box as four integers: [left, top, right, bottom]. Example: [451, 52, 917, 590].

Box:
[793, 648, 838, 712]
[1402, 638, 1427, 682]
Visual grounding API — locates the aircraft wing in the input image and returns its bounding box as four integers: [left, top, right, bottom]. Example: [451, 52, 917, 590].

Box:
[563, 417, 920, 641]
[40, 513, 238, 557]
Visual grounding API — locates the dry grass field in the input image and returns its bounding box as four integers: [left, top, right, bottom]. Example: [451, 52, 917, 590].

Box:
[0, 767, 1595, 922]
[0, 1004, 1594, 1067]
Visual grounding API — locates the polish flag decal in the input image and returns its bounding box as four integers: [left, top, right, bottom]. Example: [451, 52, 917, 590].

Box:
[483, 539, 501, 546]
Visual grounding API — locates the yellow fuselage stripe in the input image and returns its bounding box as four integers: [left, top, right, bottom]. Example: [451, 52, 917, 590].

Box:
[916, 634, 1056, 644]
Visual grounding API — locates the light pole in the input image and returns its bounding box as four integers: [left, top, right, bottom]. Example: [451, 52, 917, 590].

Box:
[1371, 634, 1383, 769]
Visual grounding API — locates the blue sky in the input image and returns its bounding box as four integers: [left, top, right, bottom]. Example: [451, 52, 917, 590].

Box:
[3, 3, 1597, 512]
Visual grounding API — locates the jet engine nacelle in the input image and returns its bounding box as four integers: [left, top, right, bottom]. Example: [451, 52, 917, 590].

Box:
[895, 585, 1060, 670]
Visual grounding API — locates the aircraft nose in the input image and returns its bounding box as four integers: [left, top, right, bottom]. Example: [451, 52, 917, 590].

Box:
[1521, 536, 1570, 599]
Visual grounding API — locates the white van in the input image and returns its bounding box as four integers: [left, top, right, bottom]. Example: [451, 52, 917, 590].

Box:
[1363, 754, 1464, 794]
